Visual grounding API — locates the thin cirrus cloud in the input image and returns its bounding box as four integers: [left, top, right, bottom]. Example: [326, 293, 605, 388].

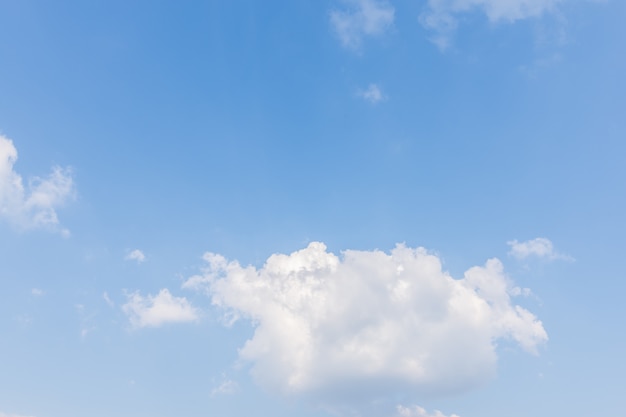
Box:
[507, 237, 572, 260]
[125, 249, 146, 263]
[330, 0, 395, 50]
[183, 242, 547, 411]
[0, 134, 75, 233]
[420, 0, 564, 49]
[122, 289, 198, 329]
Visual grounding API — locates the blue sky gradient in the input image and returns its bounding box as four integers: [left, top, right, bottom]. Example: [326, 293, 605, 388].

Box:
[1, 1, 625, 416]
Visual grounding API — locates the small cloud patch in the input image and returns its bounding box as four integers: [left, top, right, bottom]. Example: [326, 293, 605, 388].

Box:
[507, 237, 572, 261]
[122, 289, 198, 329]
[125, 249, 146, 263]
[330, 0, 394, 50]
[358, 83, 386, 104]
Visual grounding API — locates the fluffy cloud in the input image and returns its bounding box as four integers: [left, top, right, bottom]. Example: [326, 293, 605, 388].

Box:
[125, 249, 146, 263]
[0, 134, 74, 232]
[122, 289, 198, 328]
[184, 242, 547, 407]
[330, 0, 395, 49]
[420, 0, 563, 49]
[359, 83, 386, 104]
[396, 404, 460, 417]
[508, 237, 571, 260]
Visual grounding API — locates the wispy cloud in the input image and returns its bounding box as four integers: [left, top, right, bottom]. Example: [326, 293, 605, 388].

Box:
[185, 242, 547, 409]
[0, 134, 75, 233]
[122, 289, 198, 328]
[508, 237, 572, 260]
[330, 0, 394, 50]
[211, 377, 239, 397]
[358, 83, 386, 104]
[420, 0, 564, 49]
[396, 405, 461, 417]
[31, 288, 44, 297]
[125, 249, 146, 263]
[103, 291, 115, 307]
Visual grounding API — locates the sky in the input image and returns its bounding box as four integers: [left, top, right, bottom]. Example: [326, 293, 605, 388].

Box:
[1, 1, 625, 416]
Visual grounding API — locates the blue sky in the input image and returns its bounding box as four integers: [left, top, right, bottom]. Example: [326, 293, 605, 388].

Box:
[1, 1, 625, 416]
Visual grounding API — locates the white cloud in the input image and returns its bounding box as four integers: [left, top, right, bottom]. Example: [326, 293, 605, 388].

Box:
[359, 83, 386, 104]
[125, 249, 146, 263]
[184, 242, 547, 407]
[396, 404, 460, 417]
[0, 412, 36, 417]
[420, 0, 563, 49]
[330, 0, 395, 49]
[122, 289, 198, 328]
[507, 237, 572, 260]
[31, 288, 44, 296]
[0, 135, 75, 232]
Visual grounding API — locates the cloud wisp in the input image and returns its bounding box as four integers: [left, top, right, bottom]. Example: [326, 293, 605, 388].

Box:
[330, 0, 395, 50]
[0, 134, 75, 233]
[211, 377, 239, 397]
[122, 289, 198, 329]
[396, 404, 461, 417]
[184, 242, 547, 410]
[507, 237, 572, 261]
[420, 0, 564, 49]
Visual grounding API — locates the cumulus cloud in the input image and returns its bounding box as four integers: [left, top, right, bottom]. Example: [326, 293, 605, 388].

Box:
[0, 135, 74, 232]
[330, 0, 395, 49]
[122, 289, 198, 328]
[184, 242, 547, 408]
[420, 0, 563, 49]
[359, 83, 386, 104]
[507, 237, 571, 260]
[396, 404, 460, 417]
[125, 249, 146, 263]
